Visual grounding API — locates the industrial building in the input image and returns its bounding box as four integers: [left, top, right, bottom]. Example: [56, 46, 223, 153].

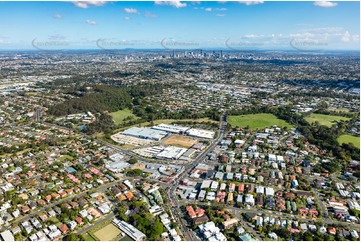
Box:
[152, 123, 190, 134]
[112, 218, 146, 241]
[156, 146, 188, 160]
[186, 128, 215, 139]
[122, 127, 168, 141]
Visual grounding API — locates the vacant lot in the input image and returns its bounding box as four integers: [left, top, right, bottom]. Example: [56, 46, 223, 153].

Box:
[228, 113, 293, 130]
[337, 134, 360, 149]
[110, 109, 140, 125]
[305, 113, 350, 127]
[93, 223, 122, 241]
[164, 135, 198, 148]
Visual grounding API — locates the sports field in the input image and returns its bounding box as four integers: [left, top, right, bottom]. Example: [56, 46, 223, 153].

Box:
[110, 109, 140, 125]
[228, 113, 293, 130]
[305, 113, 350, 127]
[93, 223, 123, 241]
[164, 135, 198, 148]
[337, 135, 360, 149]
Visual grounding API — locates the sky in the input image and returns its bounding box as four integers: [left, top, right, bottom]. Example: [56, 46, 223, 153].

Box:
[0, 1, 359, 51]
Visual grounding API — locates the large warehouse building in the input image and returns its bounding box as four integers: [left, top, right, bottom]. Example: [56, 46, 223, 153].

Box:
[152, 123, 190, 134]
[121, 127, 168, 141]
[186, 128, 215, 139]
[156, 146, 188, 160]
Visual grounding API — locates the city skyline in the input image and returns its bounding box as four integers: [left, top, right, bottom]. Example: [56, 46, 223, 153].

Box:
[0, 1, 360, 50]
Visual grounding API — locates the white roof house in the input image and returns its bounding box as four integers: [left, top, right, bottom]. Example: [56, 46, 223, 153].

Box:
[201, 180, 212, 189]
[206, 192, 216, 201]
[211, 181, 219, 191]
[198, 222, 226, 241]
[0, 230, 14, 241]
[256, 217, 263, 226]
[244, 194, 255, 206]
[276, 155, 284, 162]
[198, 190, 206, 200]
[265, 187, 275, 196]
[220, 183, 227, 191]
[256, 186, 265, 194]
[268, 154, 276, 161]
[300, 223, 308, 231]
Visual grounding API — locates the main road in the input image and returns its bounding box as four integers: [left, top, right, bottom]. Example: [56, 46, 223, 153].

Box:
[165, 113, 227, 240]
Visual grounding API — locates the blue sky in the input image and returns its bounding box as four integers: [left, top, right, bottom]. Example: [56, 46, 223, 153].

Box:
[0, 1, 359, 50]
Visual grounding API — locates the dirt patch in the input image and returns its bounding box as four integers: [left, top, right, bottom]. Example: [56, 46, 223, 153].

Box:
[164, 135, 198, 148]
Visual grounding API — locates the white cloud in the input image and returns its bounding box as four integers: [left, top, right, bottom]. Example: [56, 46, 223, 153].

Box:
[352, 35, 360, 41]
[154, 1, 187, 8]
[302, 27, 343, 34]
[238, 1, 264, 5]
[123, 8, 139, 14]
[53, 14, 63, 19]
[0, 36, 11, 45]
[341, 31, 350, 42]
[216, 8, 227, 11]
[244, 34, 264, 38]
[86, 19, 97, 25]
[71, 1, 107, 8]
[145, 11, 157, 18]
[313, 1, 338, 8]
[49, 34, 66, 40]
[124, 16, 131, 21]
[216, 14, 226, 17]
[205, 8, 212, 12]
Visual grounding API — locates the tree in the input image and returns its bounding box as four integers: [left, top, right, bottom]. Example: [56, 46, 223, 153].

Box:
[149, 219, 164, 240]
[303, 231, 313, 241]
[64, 233, 80, 241]
[128, 157, 138, 164]
[125, 169, 143, 177]
[350, 208, 360, 218]
[118, 205, 129, 221]
[275, 227, 291, 240]
[171, 221, 178, 229]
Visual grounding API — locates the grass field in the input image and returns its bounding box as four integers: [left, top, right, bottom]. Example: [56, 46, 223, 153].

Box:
[328, 108, 350, 113]
[119, 235, 133, 241]
[93, 223, 122, 241]
[337, 134, 360, 149]
[110, 109, 140, 125]
[305, 113, 350, 127]
[47, 217, 62, 227]
[81, 233, 96, 241]
[228, 113, 293, 130]
[25, 92, 38, 96]
[58, 155, 73, 161]
[164, 135, 198, 148]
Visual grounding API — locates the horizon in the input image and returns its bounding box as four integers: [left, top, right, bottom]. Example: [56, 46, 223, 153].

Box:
[0, 48, 360, 53]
